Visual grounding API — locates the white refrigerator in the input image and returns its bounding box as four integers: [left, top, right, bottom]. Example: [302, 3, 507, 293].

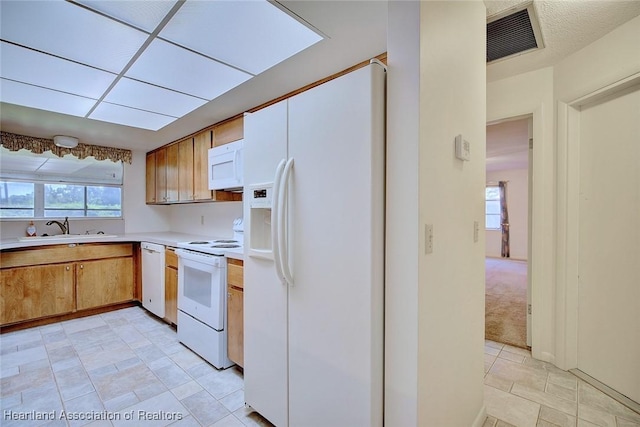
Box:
[243, 61, 385, 427]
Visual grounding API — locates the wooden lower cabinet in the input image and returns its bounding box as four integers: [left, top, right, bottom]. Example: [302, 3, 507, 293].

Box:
[0, 263, 75, 324]
[227, 258, 244, 367]
[0, 243, 135, 327]
[76, 257, 134, 310]
[165, 247, 178, 325]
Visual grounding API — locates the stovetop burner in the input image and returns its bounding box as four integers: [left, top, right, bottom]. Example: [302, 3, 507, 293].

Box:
[210, 244, 241, 248]
[214, 239, 238, 244]
[188, 241, 210, 245]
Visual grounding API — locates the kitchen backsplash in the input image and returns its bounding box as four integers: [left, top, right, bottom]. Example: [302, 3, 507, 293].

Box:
[0, 218, 125, 239]
[168, 201, 243, 238]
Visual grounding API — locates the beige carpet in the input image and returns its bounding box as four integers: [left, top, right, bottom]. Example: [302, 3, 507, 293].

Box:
[485, 257, 528, 349]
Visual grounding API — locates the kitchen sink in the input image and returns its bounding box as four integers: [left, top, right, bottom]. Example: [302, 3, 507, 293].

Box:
[18, 234, 118, 242]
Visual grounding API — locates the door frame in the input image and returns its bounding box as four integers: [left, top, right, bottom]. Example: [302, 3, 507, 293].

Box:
[555, 72, 640, 370]
[485, 114, 533, 348]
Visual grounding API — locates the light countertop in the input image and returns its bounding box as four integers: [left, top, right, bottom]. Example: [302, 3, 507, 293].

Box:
[0, 231, 244, 260]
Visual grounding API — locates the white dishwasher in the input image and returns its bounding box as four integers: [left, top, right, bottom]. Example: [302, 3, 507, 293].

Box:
[141, 242, 165, 318]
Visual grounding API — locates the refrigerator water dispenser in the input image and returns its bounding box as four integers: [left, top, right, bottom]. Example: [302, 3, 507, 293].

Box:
[248, 183, 274, 259]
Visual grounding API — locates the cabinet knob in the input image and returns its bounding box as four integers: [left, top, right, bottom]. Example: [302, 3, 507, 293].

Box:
[66, 266, 70, 271]
[228, 292, 232, 299]
[80, 264, 84, 269]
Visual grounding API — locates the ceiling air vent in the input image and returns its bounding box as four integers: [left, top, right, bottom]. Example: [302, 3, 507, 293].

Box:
[487, 3, 544, 63]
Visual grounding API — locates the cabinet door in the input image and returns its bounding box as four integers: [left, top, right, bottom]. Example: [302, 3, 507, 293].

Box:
[145, 152, 157, 204]
[193, 130, 213, 201]
[165, 266, 178, 325]
[227, 286, 244, 367]
[178, 138, 194, 202]
[213, 116, 243, 147]
[166, 143, 179, 202]
[0, 263, 74, 324]
[77, 258, 134, 310]
[155, 147, 167, 203]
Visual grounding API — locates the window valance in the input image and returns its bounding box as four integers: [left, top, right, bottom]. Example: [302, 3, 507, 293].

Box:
[0, 131, 132, 164]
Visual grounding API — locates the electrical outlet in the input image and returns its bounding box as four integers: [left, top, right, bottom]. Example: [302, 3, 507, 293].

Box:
[425, 224, 433, 254]
[200, 215, 204, 225]
[474, 221, 479, 243]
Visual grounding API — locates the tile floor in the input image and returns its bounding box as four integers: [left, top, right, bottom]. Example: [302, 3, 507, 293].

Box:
[0, 307, 272, 427]
[2, 307, 638, 427]
[484, 340, 640, 427]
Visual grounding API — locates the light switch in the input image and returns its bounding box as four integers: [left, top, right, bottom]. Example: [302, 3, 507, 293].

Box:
[455, 134, 470, 161]
[425, 224, 433, 254]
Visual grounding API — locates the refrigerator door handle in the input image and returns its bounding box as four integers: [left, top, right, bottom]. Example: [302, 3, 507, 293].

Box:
[272, 159, 287, 285]
[279, 158, 295, 286]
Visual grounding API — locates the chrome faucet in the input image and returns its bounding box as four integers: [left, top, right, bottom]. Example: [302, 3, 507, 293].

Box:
[46, 217, 70, 234]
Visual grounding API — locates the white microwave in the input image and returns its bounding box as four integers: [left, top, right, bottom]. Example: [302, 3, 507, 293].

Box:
[208, 139, 244, 191]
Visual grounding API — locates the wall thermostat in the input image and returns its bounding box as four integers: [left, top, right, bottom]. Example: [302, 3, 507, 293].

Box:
[455, 134, 470, 161]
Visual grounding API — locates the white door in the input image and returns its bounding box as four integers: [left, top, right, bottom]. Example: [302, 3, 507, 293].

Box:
[286, 64, 385, 426]
[577, 85, 640, 403]
[243, 100, 289, 427]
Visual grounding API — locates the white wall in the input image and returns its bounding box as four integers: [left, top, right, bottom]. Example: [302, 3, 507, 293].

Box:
[486, 169, 529, 260]
[387, 1, 486, 425]
[487, 67, 555, 363]
[168, 201, 243, 238]
[123, 150, 171, 234]
[385, 1, 420, 425]
[554, 14, 640, 103]
[553, 14, 640, 373]
[417, 2, 486, 425]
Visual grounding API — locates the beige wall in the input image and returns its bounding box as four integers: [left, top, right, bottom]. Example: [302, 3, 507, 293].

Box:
[486, 168, 529, 260]
[487, 13, 640, 369]
[487, 66, 555, 363]
[385, 1, 420, 425]
[553, 14, 640, 375]
[417, 3, 486, 425]
[386, 1, 487, 426]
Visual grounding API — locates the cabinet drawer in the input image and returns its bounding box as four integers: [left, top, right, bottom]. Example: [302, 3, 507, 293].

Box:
[165, 247, 178, 269]
[227, 260, 244, 289]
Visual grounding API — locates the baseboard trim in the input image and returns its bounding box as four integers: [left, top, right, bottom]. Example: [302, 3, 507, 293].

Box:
[570, 369, 640, 415]
[471, 405, 487, 427]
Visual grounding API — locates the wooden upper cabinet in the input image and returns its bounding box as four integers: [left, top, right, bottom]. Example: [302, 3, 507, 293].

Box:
[145, 152, 156, 204]
[213, 116, 243, 146]
[155, 147, 167, 204]
[146, 116, 244, 205]
[178, 138, 194, 202]
[154, 144, 179, 204]
[165, 143, 179, 203]
[193, 130, 213, 201]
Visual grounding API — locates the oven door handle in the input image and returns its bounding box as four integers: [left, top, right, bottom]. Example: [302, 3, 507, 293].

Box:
[272, 159, 286, 285]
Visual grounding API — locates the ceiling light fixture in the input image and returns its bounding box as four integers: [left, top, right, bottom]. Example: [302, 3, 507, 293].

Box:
[53, 135, 79, 148]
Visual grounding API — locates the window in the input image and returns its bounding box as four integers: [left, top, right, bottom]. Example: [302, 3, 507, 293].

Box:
[486, 186, 501, 230]
[44, 184, 122, 217]
[0, 147, 123, 219]
[0, 181, 35, 217]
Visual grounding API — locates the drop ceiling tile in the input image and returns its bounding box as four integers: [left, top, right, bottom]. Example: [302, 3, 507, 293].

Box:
[0, 1, 148, 73]
[159, 0, 323, 75]
[104, 77, 207, 118]
[0, 79, 96, 118]
[89, 102, 176, 131]
[125, 39, 252, 100]
[0, 42, 117, 99]
[74, 0, 179, 33]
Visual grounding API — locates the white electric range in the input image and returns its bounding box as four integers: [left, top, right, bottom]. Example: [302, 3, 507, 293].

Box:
[174, 218, 243, 369]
